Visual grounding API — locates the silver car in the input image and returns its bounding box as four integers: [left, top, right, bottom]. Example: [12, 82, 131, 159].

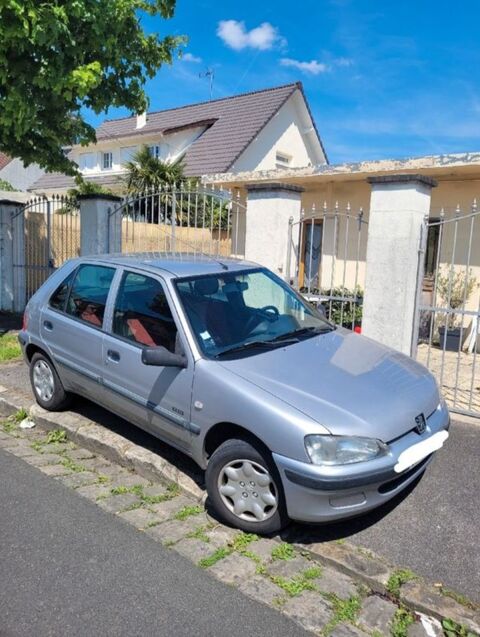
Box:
[19, 254, 450, 534]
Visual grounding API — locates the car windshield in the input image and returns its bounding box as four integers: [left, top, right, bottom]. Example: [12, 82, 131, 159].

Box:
[174, 267, 334, 358]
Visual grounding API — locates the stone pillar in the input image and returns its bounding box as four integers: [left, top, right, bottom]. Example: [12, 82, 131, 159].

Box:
[245, 183, 304, 279]
[0, 200, 25, 312]
[362, 174, 437, 355]
[78, 194, 123, 256]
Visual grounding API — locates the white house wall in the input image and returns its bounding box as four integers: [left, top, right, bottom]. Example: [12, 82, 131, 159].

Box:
[231, 93, 324, 173]
[0, 158, 45, 191]
[70, 125, 208, 177]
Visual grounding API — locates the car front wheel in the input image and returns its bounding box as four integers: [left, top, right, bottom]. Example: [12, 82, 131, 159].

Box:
[205, 438, 288, 534]
[29, 352, 72, 411]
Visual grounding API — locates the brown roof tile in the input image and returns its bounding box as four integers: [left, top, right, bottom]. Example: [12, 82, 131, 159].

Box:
[0, 152, 12, 170]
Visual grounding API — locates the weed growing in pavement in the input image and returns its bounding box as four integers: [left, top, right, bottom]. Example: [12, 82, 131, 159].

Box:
[46, 429, 67, 444]
[442, 617, 477, 636]
[386, 569, 417, 598]
[60, 457, 86, 473]
[271, 542, 296, 561]
[390, 607, 415, 637]
[13, 408, 28, 422]
[145, 520, 161, 529]
[185, 525, 211, 543]
[303, 566, 322, 580]
[96, 475, 109, 484]
[31, 440, 44, 452]
[2, 419, 16, 433]
[174, 505, 203, 521]
[320, 594, 361, 635]
[271, 573, 317, 597]
[439, 587, 478, 611]
[198, 547, 231, 568]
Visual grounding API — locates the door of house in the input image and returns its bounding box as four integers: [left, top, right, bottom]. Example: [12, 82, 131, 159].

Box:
[299, 220, 323, 291]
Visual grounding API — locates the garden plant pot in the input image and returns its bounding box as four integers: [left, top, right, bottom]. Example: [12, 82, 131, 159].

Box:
[438, 326, 461, 352]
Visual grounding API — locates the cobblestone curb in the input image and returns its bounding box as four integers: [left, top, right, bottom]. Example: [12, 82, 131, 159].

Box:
[0, 390, 478, 636]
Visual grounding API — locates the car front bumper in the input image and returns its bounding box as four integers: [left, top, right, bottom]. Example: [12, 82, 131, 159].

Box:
[273, 403, 450, 523]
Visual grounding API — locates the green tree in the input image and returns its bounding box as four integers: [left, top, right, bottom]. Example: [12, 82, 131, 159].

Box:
[124, 145, 187, 194]
[0, 1, 184, 175]
[0, 178, 14, 191]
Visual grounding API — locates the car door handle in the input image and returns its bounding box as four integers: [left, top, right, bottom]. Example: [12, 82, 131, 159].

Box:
[107, 349, 120, 363]
[43, 320, 53, 331]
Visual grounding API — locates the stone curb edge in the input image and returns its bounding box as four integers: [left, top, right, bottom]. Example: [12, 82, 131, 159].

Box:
[1, 390, 478, 634]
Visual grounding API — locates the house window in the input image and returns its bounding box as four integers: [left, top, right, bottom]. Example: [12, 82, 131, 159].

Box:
[120, 146, 137, 164]
[148, 144, 169, 160]
[275, 151, 292, 169]
[79, 152, 94, 171]
[102, 152, 113, 170]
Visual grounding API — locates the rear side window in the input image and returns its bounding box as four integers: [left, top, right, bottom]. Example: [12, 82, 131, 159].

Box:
[65, 264, 115, 327]
[112, 271, 177, 352]
[49, 269, 76, 311]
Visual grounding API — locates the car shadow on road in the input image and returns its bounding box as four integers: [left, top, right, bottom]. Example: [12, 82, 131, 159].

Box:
[72, 396, 206, 489]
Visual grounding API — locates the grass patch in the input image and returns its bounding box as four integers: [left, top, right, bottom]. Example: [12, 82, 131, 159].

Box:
[198, 547, 231, 569]
[271, 542, 296, 561]
[229, 532, 258, 552]
[2, 419, 17, 433]
[390, 607, 415, 637]
[0, 332, 22, 362]
[303, 566, 322, 580]
[96, 475, 109, 484]
[174, 505, 203, 521]
[166, 482, 181, 496]
[386, 569, 417, 598]
[440, 587, 478, 611]
[442, 617, 478, 636]
[110, 484, 144, 497]
[321, 594, 362, 635]
[60, 457, 86, 473]
[13, 408, 28, 423]
[186, 525, 211, 543]
[145, 520, 161, 529]
[46, 429, 67, 444]
[110, 483, 178, 505]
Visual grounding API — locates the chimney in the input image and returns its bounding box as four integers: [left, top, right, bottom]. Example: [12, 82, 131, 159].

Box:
[136, 111, 147, 129]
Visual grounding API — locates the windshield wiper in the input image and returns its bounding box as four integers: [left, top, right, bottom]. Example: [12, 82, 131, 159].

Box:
[215, 338, 298, 358]
[270, 325, 335, 342]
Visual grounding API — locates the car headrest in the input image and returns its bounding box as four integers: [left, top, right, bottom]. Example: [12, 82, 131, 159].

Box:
[193, 277, 219, 296]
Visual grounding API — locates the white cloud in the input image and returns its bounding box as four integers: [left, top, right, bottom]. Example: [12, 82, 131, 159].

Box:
[217, 20, 283, 51]
[280, 58, 329, 75]
[182, 52, 202, 63]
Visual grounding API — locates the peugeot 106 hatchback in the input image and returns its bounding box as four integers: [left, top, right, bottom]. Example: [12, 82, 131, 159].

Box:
[19, 254, 450, 534]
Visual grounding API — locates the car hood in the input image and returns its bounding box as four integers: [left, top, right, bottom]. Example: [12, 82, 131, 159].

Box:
[218, 329, 440, 442]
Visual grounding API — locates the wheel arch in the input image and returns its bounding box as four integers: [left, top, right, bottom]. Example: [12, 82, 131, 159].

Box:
[203, 422, 272, 464]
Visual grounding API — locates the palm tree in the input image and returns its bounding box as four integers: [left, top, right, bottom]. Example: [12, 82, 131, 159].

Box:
[124, 145, 187, 195]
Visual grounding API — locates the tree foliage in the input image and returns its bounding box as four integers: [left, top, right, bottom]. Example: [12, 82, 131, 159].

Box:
[0, 178, 15, 191]
[0, 1, 184, 174]
[124, 145, 188, 194]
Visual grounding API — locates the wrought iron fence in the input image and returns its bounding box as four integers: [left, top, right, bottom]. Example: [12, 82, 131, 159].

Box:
[286, 203, 368, 330]
[109, 184, 246, 258]
[415, 200, 480, 417]
[12, 195, 80, 307]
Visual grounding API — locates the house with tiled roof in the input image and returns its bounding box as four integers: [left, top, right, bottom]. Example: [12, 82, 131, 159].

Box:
[30, 82, 327, 194]
[0, 152, 45, 191]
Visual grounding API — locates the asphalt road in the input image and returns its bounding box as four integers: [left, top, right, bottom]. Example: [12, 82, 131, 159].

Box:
[0, 449, 308, 637]
[2, 360, 479, 603]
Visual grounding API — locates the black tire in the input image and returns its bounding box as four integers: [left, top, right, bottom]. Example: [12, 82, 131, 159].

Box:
[29, 352, 72, 411]
[205, 438, 289, 535]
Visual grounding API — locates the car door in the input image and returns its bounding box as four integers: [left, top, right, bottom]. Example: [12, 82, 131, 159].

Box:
[101, 268, 195, 450]
[40, 262, 116, 401]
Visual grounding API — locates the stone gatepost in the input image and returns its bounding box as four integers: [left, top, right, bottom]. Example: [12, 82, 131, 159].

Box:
[78, 194, 123, 256]
[245, 183, 304, 280]
[0, 199, 26, 312]
[362, 174, 437, 355]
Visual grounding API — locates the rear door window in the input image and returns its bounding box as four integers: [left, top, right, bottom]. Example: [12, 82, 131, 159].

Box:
[65, 264, 115, 327]
[49, 269, 76, 312]
[112, 271, 178, 352]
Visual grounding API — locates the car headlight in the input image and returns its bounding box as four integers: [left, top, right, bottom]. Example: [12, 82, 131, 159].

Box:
[305, 435, 389, 466]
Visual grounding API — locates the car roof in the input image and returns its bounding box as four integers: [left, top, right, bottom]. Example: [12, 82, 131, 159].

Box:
[73, 252, 259, 278]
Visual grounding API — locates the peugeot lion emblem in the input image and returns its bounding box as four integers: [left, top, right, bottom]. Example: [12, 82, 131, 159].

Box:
[415, 413, 427, 434]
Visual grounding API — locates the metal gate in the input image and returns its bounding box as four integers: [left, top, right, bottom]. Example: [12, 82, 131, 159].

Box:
[109, 185, 246, 258]
[12, 195, 80, 308]
[415, 201, 480, 417]
[286, 203, 368, 330]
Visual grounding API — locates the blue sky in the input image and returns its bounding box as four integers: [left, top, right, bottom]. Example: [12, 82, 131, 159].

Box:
[86, 0, 480, 164]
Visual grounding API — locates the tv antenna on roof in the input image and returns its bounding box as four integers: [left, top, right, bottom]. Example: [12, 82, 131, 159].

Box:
[199, 68, 215, 100]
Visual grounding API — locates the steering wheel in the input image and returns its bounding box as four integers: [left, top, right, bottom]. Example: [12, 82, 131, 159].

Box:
[244, 305, 280, 335]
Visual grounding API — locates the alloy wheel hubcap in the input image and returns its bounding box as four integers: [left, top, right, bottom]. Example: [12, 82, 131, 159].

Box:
[218, 459, 278, 522]
[33, 360, 54, 402]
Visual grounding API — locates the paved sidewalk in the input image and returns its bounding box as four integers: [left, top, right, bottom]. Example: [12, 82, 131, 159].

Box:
[1, 405, 479, 635]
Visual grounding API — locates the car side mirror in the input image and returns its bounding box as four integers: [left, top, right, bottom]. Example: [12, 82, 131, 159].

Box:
[141, 346, 187, 368]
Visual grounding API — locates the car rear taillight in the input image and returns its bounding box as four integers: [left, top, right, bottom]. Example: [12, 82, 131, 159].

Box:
[22, 311, 28, 331]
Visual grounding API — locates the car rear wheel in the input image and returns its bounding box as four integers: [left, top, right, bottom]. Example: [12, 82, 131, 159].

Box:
[29, 352, 72, 411]
[206, 438, 289, 534]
